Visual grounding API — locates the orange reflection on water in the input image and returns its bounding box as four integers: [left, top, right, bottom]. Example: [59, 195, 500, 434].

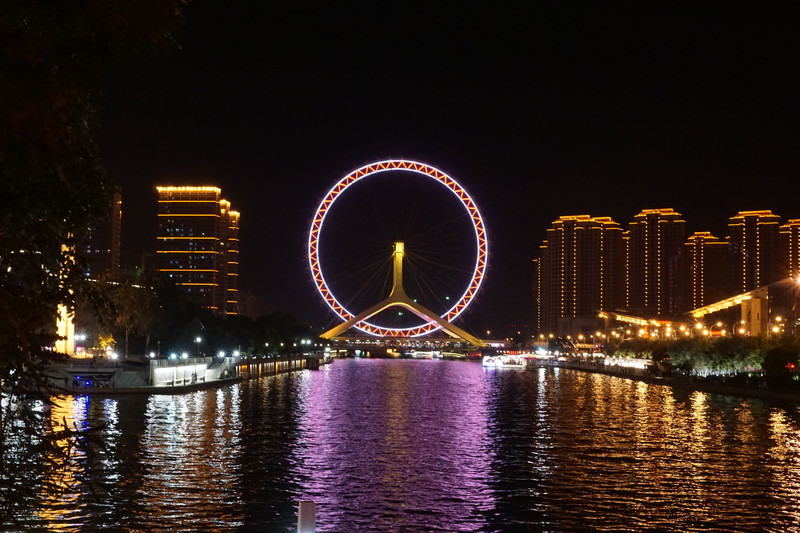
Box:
[767, 408, 800, 525]
[133, 387, 244, 532]
[37, 394, 110, 530]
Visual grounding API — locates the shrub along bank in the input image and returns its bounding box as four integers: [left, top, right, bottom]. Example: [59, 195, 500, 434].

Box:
[609, 336, 800, 388]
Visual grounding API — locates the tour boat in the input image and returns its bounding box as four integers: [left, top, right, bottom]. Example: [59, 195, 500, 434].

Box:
[482, 355, 525, 369]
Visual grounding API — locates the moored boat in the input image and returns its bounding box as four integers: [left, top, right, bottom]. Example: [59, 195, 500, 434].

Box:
[482, 354, 525, 369]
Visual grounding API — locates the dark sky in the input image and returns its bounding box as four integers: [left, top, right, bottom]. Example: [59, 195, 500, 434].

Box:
[100, 2, 799, 330]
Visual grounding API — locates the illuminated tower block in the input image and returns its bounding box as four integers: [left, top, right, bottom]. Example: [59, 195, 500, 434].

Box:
[728, 210, 781, 292]
[536, 215, 625, 335]
[532, 257, 541, 333]
[628, 208, 686, 317]
[780, 219, 800, 281]
[684, 231, 729, 309]
[155, 186, 240, 316]
[223, 202, 240, 316]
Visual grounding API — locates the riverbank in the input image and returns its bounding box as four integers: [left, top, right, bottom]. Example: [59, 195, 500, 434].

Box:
[46, 353, 328, 396]
[52, 376, 245, 395]
[539, 359, 800, 404]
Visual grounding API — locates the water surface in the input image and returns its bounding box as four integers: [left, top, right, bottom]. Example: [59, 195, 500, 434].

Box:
[24, 359, 800, 531]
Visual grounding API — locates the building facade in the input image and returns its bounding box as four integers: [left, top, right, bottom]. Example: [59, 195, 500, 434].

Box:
[780, 219, 800, 281]
[684, 231, 729, 310]
[155, 186, 240, 316]
[531, 207, 800, 336]
[728, 210, 781, 293]
[536, 215, 625, 335]
[628, 208, 686, 317]
[83, 186, 122, 279]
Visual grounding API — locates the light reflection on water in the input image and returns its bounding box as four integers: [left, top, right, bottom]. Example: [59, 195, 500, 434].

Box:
[21, 360, 800, 531]
[292, 359, 495, 531]
[134, 389, 245, 531]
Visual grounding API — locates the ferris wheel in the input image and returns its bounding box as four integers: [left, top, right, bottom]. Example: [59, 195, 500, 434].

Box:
[308, 160, 488, 341]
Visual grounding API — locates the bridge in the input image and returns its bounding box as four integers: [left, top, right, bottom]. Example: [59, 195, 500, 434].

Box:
[600, 280, 796, 336]
[320, 242, 487, 347]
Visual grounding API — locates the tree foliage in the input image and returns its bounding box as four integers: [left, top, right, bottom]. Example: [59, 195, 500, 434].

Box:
[612, 334, 800, 383]
[0, 1, 189, 524]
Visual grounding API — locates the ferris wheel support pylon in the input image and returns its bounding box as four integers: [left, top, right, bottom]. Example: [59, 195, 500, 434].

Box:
[320, 242, 487, 347]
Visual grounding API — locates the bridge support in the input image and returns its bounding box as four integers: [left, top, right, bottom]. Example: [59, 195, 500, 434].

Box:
[320, 242, 486, 347]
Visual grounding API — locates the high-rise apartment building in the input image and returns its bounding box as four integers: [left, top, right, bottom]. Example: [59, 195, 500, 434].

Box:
[83, 186, 122, 279]
[155, 186, 240, 316]
[728, 210, 781, 292]
[222, 199, 240, 315]
[779, 219, 800, 281]
[531, 257, 541, 333]
[684, 231, 729, 309]
[536, 215, 625, 335]
[531, 206, 800, 335]
[628, 208, 686, 317]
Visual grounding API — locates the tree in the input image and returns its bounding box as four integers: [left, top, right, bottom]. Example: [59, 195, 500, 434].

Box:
[106, 276, 163, 356]
[0, 1, 189, 525]
[763, 339, 800, 387]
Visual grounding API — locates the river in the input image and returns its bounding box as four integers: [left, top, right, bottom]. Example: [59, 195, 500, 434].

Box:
[20, 358, 800, 531]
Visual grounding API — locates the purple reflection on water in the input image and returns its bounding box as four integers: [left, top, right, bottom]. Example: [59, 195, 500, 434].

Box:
[293, 359, 495, 531]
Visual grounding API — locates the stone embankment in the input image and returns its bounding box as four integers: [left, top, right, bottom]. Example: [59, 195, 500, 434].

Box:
[49, 354, 327, 396]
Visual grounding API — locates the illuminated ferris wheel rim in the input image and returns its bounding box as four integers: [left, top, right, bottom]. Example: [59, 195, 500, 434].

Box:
[307, 159, 488, 337]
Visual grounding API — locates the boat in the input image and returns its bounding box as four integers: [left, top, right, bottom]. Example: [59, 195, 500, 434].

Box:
[482, 354, 525, 369]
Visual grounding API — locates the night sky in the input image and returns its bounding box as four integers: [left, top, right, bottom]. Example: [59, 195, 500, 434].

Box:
[99, 2, 799, 330]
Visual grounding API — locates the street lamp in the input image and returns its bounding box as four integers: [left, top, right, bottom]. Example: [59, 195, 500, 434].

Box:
[195, 336, 202, 358]
[694, 322, 704, 336]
